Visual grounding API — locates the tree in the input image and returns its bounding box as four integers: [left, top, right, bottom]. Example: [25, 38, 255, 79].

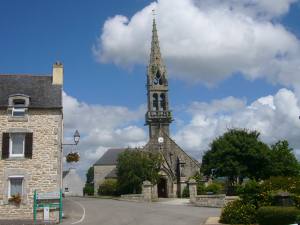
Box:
[201, 129, 271, 193]
[269, 140, 300, 177]
[116, 149, 162, 194]
[83, 166, 94, 195]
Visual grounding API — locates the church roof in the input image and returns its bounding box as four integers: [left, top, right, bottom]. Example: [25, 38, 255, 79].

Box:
[0, 74, 62, 108]
[94, 148, 127, 166]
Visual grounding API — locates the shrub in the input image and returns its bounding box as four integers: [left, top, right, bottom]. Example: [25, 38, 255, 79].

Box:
[220, 200, 257, 225]
[257, 206, 300, 225]
[205, 183, 222, 194]
[238, 180, 273, 208]
[98, 179, 118, 196]
[197, 183, 206, 195]
[83, 184, 94, 196]
[182, 186, 189, 198]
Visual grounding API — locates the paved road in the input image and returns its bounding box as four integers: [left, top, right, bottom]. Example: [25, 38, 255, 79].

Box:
[62, 197, 221, 225]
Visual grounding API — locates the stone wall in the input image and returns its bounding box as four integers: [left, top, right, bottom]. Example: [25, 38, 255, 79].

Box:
[0, 109, 62, 221]
[188, 179, 239, 208]
[93, 165, 115, 195]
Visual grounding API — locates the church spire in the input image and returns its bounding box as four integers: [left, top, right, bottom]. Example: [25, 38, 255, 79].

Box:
[149, 18, 163, 67]
[145, 15, 172, 139]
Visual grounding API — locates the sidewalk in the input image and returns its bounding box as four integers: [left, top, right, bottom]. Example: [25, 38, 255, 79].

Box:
[204, 217, 222, 225]
[0, 220, 56, 225]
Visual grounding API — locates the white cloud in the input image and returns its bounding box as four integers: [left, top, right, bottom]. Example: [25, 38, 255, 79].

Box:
[94, 0, 300, 87]
[63, 92, 147, 179]
[174, 88, 300, 160]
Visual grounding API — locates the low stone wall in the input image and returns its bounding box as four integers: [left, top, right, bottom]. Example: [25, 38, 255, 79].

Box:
[192, 194, 225, 208]
[188, 179, 239, 208]
[120, 194, 144, 202]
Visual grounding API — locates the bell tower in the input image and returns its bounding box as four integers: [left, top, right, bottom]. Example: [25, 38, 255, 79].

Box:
[145, 18, 172, 139]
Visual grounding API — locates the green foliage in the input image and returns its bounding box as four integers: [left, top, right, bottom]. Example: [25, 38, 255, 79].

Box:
[257, 207, 300, 225]
[191, 171, 203, 184]
[86, 166, 94, 184]
[201, 129, 271, 192]
[237, 180, 273, 208]
[296, 215, 300, 223]
[219, 200, 257, 225]
[83, 183, 94, 196]
[269, 140, 300, 177]
[83, 166, 95, 196]
[262, 176, 300, 195]
[201, 129, 300, 195]
[182, 186, 189, 198]
[116, 149, 162, 194]
[205, 183, 222, 194]
[98, 179, 118, 196]
[197, 183, 206, 195]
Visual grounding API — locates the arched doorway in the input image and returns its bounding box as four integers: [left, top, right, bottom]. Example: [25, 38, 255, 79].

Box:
[158, 177, 168, 198]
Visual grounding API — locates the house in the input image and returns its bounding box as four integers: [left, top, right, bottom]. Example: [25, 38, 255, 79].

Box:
[63, 168, 84, 196]
[0, 62, 63, 220]
[93, 19, 201, 198]
[93, 148, 126, 194]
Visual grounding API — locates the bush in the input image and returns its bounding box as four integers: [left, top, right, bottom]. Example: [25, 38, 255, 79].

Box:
[205, 183, 222, 194]
[238, 180, 273, 208]
[220, 200, 257, 225]
[197, 183, 206, 195]
[257, 206, 300, 225]
[98, 179, 118, 196]
[182, 186, 189, 198]
[83, 184, 94, 196]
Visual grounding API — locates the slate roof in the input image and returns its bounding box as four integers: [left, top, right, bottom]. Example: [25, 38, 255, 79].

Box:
[63, 171, 69, 178]
[0, 75, 62, 108]
[94, 148, 128, 166]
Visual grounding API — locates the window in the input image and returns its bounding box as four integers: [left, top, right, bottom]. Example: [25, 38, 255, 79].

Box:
[159, 94, 166, 111]
[8, 176, 23, 197]
[12, 99, 26, 117]
[152, 93, 158, 111]
[65, 187, 69, 192]
[9, 133, 25, 157]
[153, 71, 163, 85]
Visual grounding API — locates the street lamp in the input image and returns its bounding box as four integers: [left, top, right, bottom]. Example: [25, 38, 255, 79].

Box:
[62, 130, 80, 146]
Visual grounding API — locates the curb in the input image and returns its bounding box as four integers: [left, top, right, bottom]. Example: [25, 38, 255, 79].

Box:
[204, 217, 222, 225]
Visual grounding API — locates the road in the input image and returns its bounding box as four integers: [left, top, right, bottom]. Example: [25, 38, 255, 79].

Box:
[62, 197, 221, 225]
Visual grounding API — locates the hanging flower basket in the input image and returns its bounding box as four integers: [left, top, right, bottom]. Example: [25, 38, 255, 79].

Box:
[9, 193, 21, 205]
[66, 152, 80, 163]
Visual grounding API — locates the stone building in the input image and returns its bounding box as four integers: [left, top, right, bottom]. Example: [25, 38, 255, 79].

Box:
[63, 168, 84, 196]
[94, 20, 200, 198]
[142, 19, 200, 197]
[94, 148, 126, 194]
[0, 62, 63, 220]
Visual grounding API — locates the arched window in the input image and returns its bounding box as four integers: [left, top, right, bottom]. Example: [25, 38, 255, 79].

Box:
[160, 94, 166, 111]
[153, 71, 163, 85]
[152, 93, 158, 111]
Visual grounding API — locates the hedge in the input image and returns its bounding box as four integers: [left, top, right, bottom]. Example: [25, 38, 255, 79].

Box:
[257, 206, 300, 225]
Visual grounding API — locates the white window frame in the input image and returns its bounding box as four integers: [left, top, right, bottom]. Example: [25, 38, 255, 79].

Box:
[12, 107, 26, 117]
[8, 175, 24, 198]
[9, 133, 25, 157]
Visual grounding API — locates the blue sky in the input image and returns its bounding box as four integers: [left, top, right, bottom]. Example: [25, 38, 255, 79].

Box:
[1, 0, 300, 175]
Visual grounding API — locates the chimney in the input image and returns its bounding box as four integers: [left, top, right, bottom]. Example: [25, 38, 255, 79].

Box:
[52, 61, 63, 85]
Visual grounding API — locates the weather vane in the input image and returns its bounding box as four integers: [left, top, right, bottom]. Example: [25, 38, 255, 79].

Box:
[152, 9, 156, 19]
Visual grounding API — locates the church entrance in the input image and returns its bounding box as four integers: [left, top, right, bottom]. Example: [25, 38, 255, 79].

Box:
[158, 177, 167, 198]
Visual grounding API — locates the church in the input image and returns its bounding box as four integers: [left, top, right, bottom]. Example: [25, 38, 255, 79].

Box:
[94, 19, 201, 198]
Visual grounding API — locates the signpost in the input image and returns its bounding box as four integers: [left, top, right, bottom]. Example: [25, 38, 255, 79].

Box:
[33, 190, 63, 224]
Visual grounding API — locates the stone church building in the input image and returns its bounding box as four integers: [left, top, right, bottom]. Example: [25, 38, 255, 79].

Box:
[94, 19, 200, 197]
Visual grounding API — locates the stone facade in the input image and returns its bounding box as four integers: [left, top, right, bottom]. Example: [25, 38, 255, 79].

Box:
[143, 19, 201, 198]
[63, 168, 84, 196]
[0, 64, 63, 220]
[94, 165, 115, 194]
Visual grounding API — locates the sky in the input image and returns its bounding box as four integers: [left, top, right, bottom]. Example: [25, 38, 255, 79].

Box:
[1, 0, 300, 179]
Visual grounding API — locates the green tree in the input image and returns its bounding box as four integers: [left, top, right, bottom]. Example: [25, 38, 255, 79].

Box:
[83, 166, 94, 195]
[116, 149, 162, 194]
[269, 140, 300, 177]
[201, 129, 271, 193]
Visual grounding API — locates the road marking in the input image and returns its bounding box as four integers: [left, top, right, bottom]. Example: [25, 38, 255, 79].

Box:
[67, 198, 86, 224]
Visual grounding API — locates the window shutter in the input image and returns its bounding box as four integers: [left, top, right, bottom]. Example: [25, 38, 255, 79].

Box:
[2, 133, 9, 159]
[25, 133, 33, 159]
